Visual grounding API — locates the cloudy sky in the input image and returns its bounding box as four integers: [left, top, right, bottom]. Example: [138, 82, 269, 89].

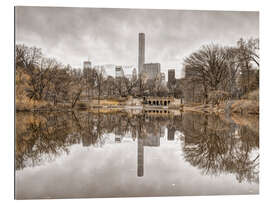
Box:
[15, 7, 259, 78]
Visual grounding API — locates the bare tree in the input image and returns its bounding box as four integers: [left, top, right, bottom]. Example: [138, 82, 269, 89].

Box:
[103, 76, 116, 97]
[137, 73, 148, 97]
[15, 44, 42, 69]
[114, 77, 125, 97]
[237, 38, 259, 68]
[93, 68, 105, 104]
[123, 77, 138, 96]
[50, 65, 72, 105]
[25, 58, 58, 101]
[184, 44, 229, 103]
[236, 38, 260, 95]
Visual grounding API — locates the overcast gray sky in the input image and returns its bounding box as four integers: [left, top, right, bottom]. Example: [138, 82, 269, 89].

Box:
[15, 7, 259, 78]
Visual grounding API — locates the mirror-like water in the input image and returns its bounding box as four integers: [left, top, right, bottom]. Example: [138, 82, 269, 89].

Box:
[15, 110, 259, 199]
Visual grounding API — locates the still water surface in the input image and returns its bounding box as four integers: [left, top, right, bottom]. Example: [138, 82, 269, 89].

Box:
[15, 110, 259, 199]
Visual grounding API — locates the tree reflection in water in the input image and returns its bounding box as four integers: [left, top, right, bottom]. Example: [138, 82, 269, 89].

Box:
[15, 111, 259, 184]
[180, 113, 259, 184]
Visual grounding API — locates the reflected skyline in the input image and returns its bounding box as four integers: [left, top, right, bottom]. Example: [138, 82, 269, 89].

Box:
[15, 110, 259, 198]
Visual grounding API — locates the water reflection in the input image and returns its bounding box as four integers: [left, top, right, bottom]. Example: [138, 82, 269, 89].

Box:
[181, 113, 259, 184]
[15, 110, 259, 198]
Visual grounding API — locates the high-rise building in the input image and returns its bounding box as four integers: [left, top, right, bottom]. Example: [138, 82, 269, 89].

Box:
[138, 33, 145, 74]
[160, 72, 166, 85]
[143, 63, 161, 80]
[168, 69, 175, 82]
[132, 68, 137, 80]
[115, 66, 124, 78]
[83, 61, 92, 69]
[168, 69, 176, 89]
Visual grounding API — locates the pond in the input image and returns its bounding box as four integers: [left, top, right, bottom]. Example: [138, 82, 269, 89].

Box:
[15, 110, 259, 199]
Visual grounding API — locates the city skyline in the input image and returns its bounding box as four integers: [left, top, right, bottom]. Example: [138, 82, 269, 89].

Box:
[15, 7, 259, 78]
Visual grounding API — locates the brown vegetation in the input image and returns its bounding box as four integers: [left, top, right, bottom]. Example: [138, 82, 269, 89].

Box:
[15, 37, 259, 115]
[15, 44, 175, 111]
[231, 100, 259, 115]
[182, 38, 259, 104]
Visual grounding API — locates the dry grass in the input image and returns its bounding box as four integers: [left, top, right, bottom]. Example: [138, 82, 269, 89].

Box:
[88, 108, 124, 114]
[184, 98, 259, 115]
[231, 99, 259, 115]
[16, 95, 51, 111]
[241, 89, 259, 101]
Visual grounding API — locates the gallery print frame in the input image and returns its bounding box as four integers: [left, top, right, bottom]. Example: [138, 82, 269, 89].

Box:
[3, 0, 268, 202]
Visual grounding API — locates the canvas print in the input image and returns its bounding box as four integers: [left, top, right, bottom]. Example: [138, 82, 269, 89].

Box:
[15, 7, 259, 199]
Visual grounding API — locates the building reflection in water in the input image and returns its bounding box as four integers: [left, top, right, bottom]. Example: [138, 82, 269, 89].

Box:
[167, 125, 176, 141]
[137, 120, 166, 177]
[137, 135, 144, 177]
[16, 111, 259, 183]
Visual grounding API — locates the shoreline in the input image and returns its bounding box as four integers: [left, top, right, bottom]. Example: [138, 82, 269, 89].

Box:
[16, 101, 259, 116]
